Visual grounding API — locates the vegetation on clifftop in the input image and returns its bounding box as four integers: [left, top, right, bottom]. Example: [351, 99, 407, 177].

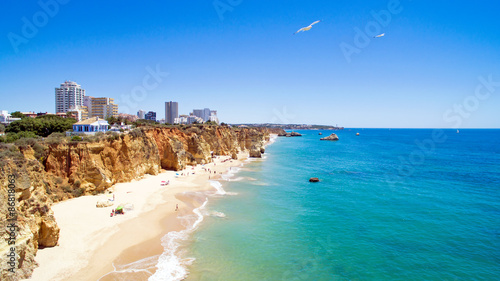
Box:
[1, 115, 76, 143]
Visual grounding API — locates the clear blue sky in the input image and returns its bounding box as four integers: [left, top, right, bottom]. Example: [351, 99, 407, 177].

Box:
[1, 0, 499, 128]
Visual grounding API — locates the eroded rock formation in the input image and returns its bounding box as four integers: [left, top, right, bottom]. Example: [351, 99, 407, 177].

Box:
[0, 126, 284, 280]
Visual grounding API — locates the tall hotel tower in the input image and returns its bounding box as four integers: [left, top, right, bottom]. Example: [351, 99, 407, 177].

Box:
[165, 101, 178, 124]
[55, 81, 85, 113]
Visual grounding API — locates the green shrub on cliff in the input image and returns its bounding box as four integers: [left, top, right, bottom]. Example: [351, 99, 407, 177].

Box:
[0, 143, 24, 162]
[129, 128, 144, 138]
[2, 131, 39, 143]
[106, 131, 120, 141]
[72, 187, 84, 197]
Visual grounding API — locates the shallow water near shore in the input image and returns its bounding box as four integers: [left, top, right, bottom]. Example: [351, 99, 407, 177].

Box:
[183, 129, 500, 280]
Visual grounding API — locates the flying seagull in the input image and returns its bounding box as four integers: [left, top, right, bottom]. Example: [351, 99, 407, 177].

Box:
[294, 20, 321, 35]
[374, 33, 385, 38]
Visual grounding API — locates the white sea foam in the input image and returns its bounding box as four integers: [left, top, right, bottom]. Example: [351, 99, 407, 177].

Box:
[221, 176, 245, 182]
[210, 180, 226, 195]
[267, 134, 278, 145]
[98, 255, 160, 280]
[209, 180, 238, 196]
[149, 199, 208, 281]
[211, 211, 226, 218]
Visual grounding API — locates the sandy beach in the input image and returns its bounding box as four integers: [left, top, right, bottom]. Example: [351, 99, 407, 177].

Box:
[26, 152, 249, 281]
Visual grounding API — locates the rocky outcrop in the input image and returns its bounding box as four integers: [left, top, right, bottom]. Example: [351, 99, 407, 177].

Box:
[320, 133, 339, 141]
[0, 151, 59, 280]
[0, 126, 280, 280]
[278, 131, 302, 137]
[249, 145, 262, 158]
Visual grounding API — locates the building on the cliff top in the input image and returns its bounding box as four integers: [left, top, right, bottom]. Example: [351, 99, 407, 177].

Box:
[187, 114, 204, 124]
[0, 110, 21, 125]
[67, 106, 89, 122]
[209, 110, 219, 124]
[145, 111, 157, 122]
[84, 96, 119, 119]
[137, 109, 146, 119]
[173, 114, 188, 125]
[165, 101, 178, 125]
[72, 117, 109, 134]
[55, 81, 85, 113]
[21, 111, 37, 118]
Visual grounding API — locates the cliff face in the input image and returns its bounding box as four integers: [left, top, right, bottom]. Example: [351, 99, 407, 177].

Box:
[0, 154, 59, 281]
[43, 132, 162, 196]
[0, 126, 283, 280]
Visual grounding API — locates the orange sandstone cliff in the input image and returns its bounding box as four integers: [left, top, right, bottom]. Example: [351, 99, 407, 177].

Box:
[0, 126, 283, 280]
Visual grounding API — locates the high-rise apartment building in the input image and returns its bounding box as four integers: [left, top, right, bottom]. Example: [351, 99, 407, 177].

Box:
[55, 81, 85, 113]
[145, 111, 156, 122]
[193, 109, 204, 120]
[193, 108, 215, 122]
[137, 109, 146, 119]
[84, 96, 118, 119]
[165, 101, 178, 124]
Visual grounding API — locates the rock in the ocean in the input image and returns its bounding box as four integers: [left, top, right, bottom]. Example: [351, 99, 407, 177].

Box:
[249, 145, 262, 158]
[320, 133, 339, 141]
[309, 177, 320, 182]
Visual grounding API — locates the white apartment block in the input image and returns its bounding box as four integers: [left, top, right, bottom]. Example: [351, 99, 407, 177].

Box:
[137, 109, 146, 119]
[55, 81, 85, 113]
[0, 110, 21, 125]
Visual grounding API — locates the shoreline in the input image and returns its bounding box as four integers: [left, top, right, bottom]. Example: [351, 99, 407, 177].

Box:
[26, 152, 249, 281]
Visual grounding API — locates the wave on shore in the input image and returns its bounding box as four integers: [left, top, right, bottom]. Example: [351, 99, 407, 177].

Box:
[98, 255, 160, 280]
[210, 180, 238, 196]
[149, 199, 208, 281]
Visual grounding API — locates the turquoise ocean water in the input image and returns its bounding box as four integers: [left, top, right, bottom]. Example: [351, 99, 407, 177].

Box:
[164, 129, 500, 280]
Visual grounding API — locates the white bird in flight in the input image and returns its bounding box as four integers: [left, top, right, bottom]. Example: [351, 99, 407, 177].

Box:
[374, 33, 385, 38]
[294, 20, 321, 35]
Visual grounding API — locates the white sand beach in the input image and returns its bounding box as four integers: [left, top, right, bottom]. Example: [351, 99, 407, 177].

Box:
[26, 153, 248, 281]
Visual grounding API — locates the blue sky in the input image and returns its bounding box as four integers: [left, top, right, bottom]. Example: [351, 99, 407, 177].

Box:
[1, 0, 499, 128]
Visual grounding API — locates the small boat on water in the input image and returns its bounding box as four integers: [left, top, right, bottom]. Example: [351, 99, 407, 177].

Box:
[457, 129, 460, 133]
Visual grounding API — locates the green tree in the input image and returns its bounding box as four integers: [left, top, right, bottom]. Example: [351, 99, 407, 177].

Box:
[106, 116, 119, 125]
[6, 115, 76, 137]
[0, 124, 5, 132]
[10, 111, 26, 118]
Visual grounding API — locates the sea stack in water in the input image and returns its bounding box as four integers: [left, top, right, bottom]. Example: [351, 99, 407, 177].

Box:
[309, 177, 320, 182]
[320, 133, 339, 141]
[249, 145, 262, 158]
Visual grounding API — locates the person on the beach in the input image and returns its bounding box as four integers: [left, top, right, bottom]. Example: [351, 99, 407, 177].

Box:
[175, 204, 179, 211]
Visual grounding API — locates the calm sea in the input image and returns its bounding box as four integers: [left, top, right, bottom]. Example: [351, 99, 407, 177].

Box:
[156, 129, 500, 280]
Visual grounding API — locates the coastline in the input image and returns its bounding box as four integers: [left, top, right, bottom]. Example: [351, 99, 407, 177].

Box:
[26, 151, 250, 281]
